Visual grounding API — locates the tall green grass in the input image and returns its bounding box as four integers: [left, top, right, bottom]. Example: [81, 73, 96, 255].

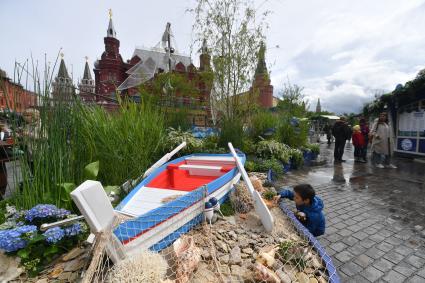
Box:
[7, 55, 166, 211]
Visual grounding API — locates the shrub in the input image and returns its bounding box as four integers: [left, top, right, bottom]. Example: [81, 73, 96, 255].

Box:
[256, 139, 290, 164]
[200, 135, 226, 153]
[304, 143, 320, 155]
[276, 118, 309, 148]
[256, 158, 283, 174]
[289, 148, 304, 169]
[250, 111, 278, 139]
[220, 199, 235, 216]
[165, 127, 202, 154]
[0, 204, 87, 276]
[218, 117, 244, 149]
[262, 189, 277, 201]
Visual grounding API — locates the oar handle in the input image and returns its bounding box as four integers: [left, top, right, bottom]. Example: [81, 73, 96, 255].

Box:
[40, 215, 85, 231]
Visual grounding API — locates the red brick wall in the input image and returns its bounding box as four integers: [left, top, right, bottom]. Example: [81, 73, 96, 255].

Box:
[0, 78, 37, 113]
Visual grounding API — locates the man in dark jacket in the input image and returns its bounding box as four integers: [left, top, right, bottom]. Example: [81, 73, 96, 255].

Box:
[332, 117, 351, 163]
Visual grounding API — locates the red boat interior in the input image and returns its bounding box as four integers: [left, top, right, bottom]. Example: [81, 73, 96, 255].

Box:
[147, 160, 235, 192]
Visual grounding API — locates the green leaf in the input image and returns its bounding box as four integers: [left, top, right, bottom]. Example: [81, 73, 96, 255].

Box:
[58, 183, 76, 202]
[17, 249, 29, 259]
[104, 185, 121, 195]
[28, 234, 44, 244]
[84, 161, 100, 180]
[43, 245, 59, 257]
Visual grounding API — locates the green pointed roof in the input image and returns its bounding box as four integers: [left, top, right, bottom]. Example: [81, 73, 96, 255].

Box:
[83, 61, 92, 80]
[255, 41, 268, 76]
[57, 58, 70, 79]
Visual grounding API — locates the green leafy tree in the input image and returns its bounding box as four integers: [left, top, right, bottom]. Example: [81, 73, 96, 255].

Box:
[190, 0, 269, 120]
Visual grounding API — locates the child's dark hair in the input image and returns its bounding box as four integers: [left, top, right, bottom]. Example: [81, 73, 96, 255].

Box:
[294, 184, 315, 203]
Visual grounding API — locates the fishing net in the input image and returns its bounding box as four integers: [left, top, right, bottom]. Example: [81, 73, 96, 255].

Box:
[79, 174, 337, 283]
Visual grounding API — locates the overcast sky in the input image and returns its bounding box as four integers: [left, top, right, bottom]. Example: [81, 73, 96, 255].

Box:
[1, 0, 425, 114]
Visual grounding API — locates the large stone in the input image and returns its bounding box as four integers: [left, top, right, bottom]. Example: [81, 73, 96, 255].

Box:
[192, 263, 218, 283]
[309, 278, 319, 283]
[63, 258, 85, 272]
[276, 269, 292, 283]
[296, 272, 310, 283]
[0, 252, 23, 282]
[228, 230, 238, 240]
[62, 247, 85, 261]
[215, 240, 228, 253]
[224, 216, 236, 225]
[219, 254, 230, 264]
[229, 246, 242, 265]
[238, 238, 249, 248]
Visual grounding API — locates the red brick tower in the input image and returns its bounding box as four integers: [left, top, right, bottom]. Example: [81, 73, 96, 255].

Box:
[251, 42, 273, 108]
[93, 11, 131, 99]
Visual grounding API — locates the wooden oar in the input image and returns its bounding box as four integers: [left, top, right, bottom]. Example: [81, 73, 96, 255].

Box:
[228, 143, 274, 232]
[143, 142, 187, 178]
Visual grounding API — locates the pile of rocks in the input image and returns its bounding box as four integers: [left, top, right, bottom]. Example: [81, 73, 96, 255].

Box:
[188, 207, 329, 283]
[10, 246, 90, 283]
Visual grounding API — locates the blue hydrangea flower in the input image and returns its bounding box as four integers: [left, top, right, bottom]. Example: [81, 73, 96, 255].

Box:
[15, 225, 37, 237]
[0, 227, 31, 252]
[43, 227, 65, 244]
[16, 221, 24, 227]
[25, 204, 70, 222]
[64, 223, 82, 237]
[56, 208, 71, 219]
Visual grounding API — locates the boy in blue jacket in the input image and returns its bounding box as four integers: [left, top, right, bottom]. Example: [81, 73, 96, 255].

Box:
[278, 184, 325, 236]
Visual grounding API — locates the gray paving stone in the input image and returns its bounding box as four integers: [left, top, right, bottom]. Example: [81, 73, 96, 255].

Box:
[382, 251, 405, 264]
[329, 242, 347, 253]
[418, 267, 425, 277]
[353, 231, 369, 240]
[393, 261, 416, 277]
[393, 245, 414, 256]
[406, 254, 425, 269]
[346, 245, 367, 256]
[354, 254, 374, 268]
[376, 242, 394, 253]
[407, 275, 425, 283]
[381, 270, 406, 283]
[369, 234, 387, 242]
[383, 236, 403, 246]
[360, 238, 377, 248]
[326, 233, 343, 243]
[340, 261, 363, 277]
[350, 274, 370, 283]
[373, 258, 395, 273]
[362, 266, 384, 282]
[342, 236, 359, 246]
[366, 247, 386, 260]
[335, 250, 354, 263]
[337, 229, 353, 237]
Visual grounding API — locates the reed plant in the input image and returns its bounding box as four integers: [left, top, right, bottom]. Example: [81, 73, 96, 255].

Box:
[6, 53, 166, 211]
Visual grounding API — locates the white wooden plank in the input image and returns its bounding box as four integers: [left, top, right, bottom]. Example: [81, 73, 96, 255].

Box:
[120, 187, 188, 216]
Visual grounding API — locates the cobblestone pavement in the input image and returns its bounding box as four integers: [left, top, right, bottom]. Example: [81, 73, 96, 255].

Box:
[276, 141, 425, 283]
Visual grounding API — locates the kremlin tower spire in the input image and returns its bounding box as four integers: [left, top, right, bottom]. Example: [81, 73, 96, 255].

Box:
[52, 53, 75, 102]
[94, 9, 129, 96]
[79, 57, 95, 102]
[107, 9, 116, 38]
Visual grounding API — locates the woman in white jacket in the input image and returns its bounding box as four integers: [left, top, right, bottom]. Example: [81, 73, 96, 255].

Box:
[370, 112, 397, 169]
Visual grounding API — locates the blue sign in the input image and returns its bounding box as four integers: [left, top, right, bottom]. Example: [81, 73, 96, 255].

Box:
[397, 138, 416, 152]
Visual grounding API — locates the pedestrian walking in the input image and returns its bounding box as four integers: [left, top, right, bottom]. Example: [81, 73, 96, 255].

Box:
[370, 112, 397, 169]
[332, 117, 351, 163]
[323, 123, 332, 145]
[359, 118, 369, 160]
[352, 125, 366, 163]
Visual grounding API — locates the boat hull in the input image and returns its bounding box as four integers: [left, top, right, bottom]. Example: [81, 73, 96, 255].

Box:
[113, 153, 245, 257]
